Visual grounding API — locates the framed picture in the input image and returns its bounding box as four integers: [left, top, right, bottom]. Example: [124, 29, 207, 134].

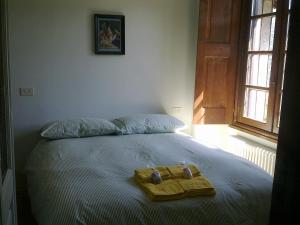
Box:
[94, 14, 125, 55]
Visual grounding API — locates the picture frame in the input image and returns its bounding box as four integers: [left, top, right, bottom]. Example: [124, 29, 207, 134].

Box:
[94, 14, 125, 55]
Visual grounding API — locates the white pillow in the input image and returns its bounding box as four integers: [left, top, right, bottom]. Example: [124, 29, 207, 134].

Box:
[112, 114, 185, 135]
[40, 118, 121, 139]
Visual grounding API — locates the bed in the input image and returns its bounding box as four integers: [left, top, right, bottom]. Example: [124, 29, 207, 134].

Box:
[25, 132, 272, 225]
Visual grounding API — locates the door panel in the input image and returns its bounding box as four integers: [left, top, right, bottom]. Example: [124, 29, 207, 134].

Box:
[200, 0, 232, 42]
[6, 209, 12, 225]
[0, 0, 17, 224]
[193, 0, 242, 124]
[2, 170, 14, 225]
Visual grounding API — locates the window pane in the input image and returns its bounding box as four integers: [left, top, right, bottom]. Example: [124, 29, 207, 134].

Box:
[285, 14, 290, 50]
[246, 54, 272, 87]
[278, 93, 282, 127]
[244, 88, 269, 122]
[252, 0, 277, 16]
[249, 16, 275, 51]
[278, 9, 290, 129]
[281, 54, 286, 90]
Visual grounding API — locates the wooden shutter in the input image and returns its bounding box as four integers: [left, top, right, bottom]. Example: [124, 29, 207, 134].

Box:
[193, 0, 241, 124]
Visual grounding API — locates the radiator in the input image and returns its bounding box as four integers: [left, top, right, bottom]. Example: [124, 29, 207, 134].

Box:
[224, 136, 277, 176]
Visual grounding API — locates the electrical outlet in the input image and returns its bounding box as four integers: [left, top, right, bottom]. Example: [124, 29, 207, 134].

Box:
[20, 88, 34, 96]
[171, 106, 184, 114]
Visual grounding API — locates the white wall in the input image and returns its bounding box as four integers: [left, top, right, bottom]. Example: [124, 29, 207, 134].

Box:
[8, 0, 199, 188]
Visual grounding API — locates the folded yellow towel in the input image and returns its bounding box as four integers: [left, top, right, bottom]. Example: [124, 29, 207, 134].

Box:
[167, 164, 201, 178]
[140, 179, 185, 201]
[135, 164, 216, 201]
[134, 166, 171, 183]
[176, 176, 216, 197]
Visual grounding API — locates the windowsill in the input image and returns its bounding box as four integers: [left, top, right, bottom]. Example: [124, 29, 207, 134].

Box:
[230, 122, 278, 144]
[191, 124, 277, 150]
[228, 125, 277, 149]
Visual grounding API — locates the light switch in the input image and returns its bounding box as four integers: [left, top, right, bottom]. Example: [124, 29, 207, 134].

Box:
[20, 88, 34, 96]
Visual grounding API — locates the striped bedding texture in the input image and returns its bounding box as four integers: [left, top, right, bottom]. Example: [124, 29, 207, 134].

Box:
[25, 133, 272, 225]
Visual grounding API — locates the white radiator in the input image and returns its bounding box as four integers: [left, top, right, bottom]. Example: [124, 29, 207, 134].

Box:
[224, 136, 277, 176]
[191, 125, 277, 176]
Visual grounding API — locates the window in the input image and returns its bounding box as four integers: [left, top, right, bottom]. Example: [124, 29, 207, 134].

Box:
[234, 0, 291, 139]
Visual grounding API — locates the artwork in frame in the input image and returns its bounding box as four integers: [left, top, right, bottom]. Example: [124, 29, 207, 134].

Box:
[94, 14, 125, 55]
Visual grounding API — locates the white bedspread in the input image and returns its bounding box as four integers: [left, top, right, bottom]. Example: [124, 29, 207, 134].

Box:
[26, 133, 273, 225]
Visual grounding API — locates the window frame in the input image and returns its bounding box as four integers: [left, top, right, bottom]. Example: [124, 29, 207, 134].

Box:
[233, 0, 290, 140]
[273, 2, 291, 134]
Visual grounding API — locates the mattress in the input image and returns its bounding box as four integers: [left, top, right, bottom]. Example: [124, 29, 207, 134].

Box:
[25, 133, 273, 225]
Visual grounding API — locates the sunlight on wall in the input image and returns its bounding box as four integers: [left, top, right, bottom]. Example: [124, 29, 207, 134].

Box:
[192, 124, 228, 147]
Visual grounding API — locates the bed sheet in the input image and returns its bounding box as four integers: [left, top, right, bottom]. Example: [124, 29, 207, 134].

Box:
[26, 133, 272, 225]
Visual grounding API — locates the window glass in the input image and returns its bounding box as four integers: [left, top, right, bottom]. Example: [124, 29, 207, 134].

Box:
[278, 93, 282, 127]
[277, 1, 291, 128]
[246, 54, 272, 87]
[251, 0, 277, 16]
[243, 88, 269, 122]
[236, 0, 290, 134]
[285, 14, 290, 50]
[248, 16, 276, 51]
[281, 54, 286, 90]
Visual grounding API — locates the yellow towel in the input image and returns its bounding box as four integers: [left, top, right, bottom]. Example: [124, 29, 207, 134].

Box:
[167, 164, 201, 178]
[134, 166, 171, 183]
[140, 179, 185, 201]
[135, 164, 216, 201]
[176, 176, 216, 197]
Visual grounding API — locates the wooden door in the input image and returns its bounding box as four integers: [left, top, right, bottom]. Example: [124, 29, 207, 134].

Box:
[193, 0, 241, 124]
[0, 0, 17, 224]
